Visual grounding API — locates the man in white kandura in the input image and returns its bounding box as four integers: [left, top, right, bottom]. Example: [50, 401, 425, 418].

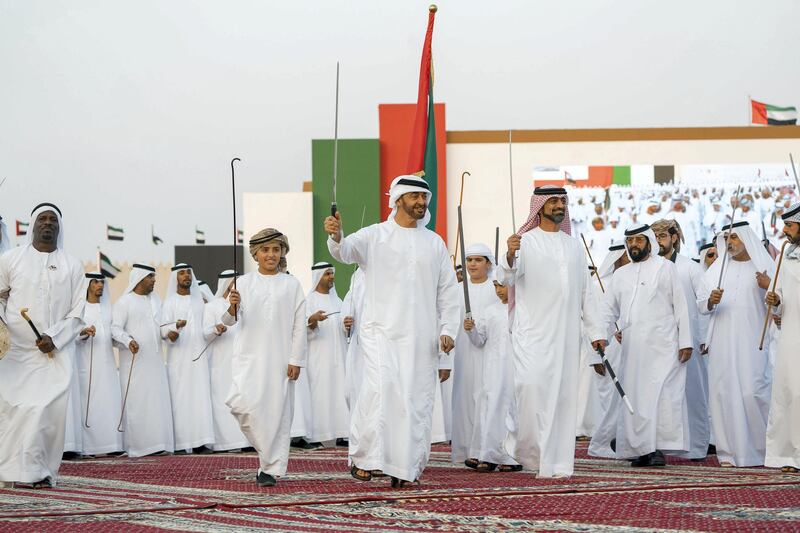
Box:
[451, 243, 500, 469]
[498, 185, 607, 478]
[653, 219, 710, 461]
[305, 262, 350, 445]
[589, 223, 693, 467]
[203, 270, 250, 452]
[324, 174, 460, 487]
[699, 221, 775, 467]
[113, 264, 174, 457]
[0, 203, 84, 487]
[223, 229, 307, 487]
[161, 263, 215, 453]
[765, 203, 800, 473]
[75, 273, 123, 456]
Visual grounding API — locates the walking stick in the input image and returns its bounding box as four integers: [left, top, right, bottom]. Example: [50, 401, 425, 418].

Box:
[84, 336, 94, 428]
[759, 240, 789, 350]
[452, 171, 470, 267]
[230, 157, 241, 319]
[331, 61, 340, 218]
[19, 308, 53, 359]
[117, 350, 136, 432]
[716, 186, 743, 289]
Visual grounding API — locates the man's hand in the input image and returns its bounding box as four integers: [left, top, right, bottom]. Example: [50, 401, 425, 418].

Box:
[506, 234, 521, 267]
[614, 331, 623, 344]
[707, 288, 724, 310]
[227, 288, 241, 316]
[700, 344, 708, 355]
[167, 331, 180, 342]
[80, 326, 96, 338]
[129, 340, 140, 354]
[440, 335, 455, 354]
[593, 363, 606, 376]
[765, 291, 781, 307]
[308, 310, 327, 330]
[324, 212, 342, 243]
[343, 316, 354, 333]
[287, 364, 301, 381]
[773, 313, 782, 328]
[215, 324, 227, 335]
[463, 318, 475, 331]
[175, 319, 187, 329]
[36, 334, 55, 354]
[591, 339, 608, 352]
[678, 347, 692, 363]
[755, 270, 771, 290]
[439, 369, 451, 382]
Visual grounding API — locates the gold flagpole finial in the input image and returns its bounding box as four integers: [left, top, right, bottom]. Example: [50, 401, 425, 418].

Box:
[429, 4, 438, 13]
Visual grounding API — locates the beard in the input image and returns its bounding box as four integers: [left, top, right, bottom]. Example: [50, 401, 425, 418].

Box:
[629, 241, 651, 262]
[542, 211, 565, 224]
[658, 243, 672, 257]
[402, 202, 426, 220]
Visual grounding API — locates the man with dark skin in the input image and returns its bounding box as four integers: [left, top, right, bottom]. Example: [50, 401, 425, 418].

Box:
[0, 204, 84, 487]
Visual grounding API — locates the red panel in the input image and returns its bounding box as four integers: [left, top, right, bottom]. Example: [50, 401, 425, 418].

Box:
[378, 103, 448, 243]
[588, 166, 614, 188]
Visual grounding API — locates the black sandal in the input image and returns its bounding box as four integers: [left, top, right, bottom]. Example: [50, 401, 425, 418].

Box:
[350, 465, 372, 481]
[476, 462, 497, 472]
[371, 469, 387, 477]
[498, 464, 523, 472]
[464, 458, 479, 469]
[390, 476, 420, 489]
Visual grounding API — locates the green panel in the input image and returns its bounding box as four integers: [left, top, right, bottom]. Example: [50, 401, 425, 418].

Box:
[311, 139, 381, 293]
[612, 166, 631, 185]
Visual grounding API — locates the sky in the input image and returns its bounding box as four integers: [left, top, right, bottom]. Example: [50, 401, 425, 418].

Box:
[1, 0, 799, 263]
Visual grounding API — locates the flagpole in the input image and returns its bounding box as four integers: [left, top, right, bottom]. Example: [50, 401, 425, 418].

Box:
[97, 248, 101, 273]
[747, 93, 752, 126]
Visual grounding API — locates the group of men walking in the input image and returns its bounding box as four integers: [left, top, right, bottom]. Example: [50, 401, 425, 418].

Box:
[1, 176, 799, 490]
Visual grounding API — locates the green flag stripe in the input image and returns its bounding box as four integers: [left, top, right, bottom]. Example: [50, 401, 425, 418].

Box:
[765, 104, 797, 112]
[424, 72, 437, 231]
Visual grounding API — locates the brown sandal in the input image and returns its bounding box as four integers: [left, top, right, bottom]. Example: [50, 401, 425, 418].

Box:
[350, 465, 372, 481]
[498, 464, 523, 472]
[780, 466, 799, 473]
[371, 469, 387, 477]
[464, 458, 479, 469]
[476, 462, 497, 472]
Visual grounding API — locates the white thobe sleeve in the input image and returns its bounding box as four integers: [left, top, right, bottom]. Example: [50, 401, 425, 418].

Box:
[341, 290, 354, 333]
[289, 284, 308, 368]
[466, 318, 487, 348]
[580, 270, 607, 344]
[0, 254, 10, 323]
[772, 273, 785, 317]
[687, 262, 708, 341]
[45, 260, 86, 351]
[668, 266, 693, 351]
[328, 227, 369, 267]
[436, 249, 462, 341]
[696, 271, 714, 316]
[497, 246, 523, 287]
[202, 304, 219, 343]
[601, 273, 622, 336]
[160, 299, 179, 340]
[111, 299, 134, 348]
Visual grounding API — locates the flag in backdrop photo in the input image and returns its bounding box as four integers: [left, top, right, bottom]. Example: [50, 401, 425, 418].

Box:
[751, 99, 797, 125]
[107, 224, 124, 241]
[98, 251, 121, 279]
[195, 226, 206, 245]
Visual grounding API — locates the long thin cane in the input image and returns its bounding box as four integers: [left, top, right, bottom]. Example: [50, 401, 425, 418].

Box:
[716, 185, 743, 289]
[19, 308, 54, 359]
[508, 130, 516, 230]
[452, 171, 470, 267]
[193, 335, 220, 362]
[759, 241, 789, 350]
[331, 61, 340, 217]
[596, 345, 634, 415]
[84, 336, 94, 428]
[117, 351, 136, 432]
[580, 233, 619, 331]
[231, 157, 241, 319]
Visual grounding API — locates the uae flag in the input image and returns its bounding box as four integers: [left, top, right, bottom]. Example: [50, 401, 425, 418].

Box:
[107, 224, 124, 241]
[98, 251, 121, 279]
[195, 227, 206, 245]
[751, 99, 797, 125]
[16, 220, 28, 236]
[406, 5, 440, 232]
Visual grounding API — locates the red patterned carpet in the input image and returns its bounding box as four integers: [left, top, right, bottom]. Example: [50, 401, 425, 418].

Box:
[1, 442, 799, 531]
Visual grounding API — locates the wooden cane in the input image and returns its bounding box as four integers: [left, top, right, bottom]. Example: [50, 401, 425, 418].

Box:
[758, 240, 789, 350]
[20, 308, 53, 359]
[452, 171, 470, 267]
